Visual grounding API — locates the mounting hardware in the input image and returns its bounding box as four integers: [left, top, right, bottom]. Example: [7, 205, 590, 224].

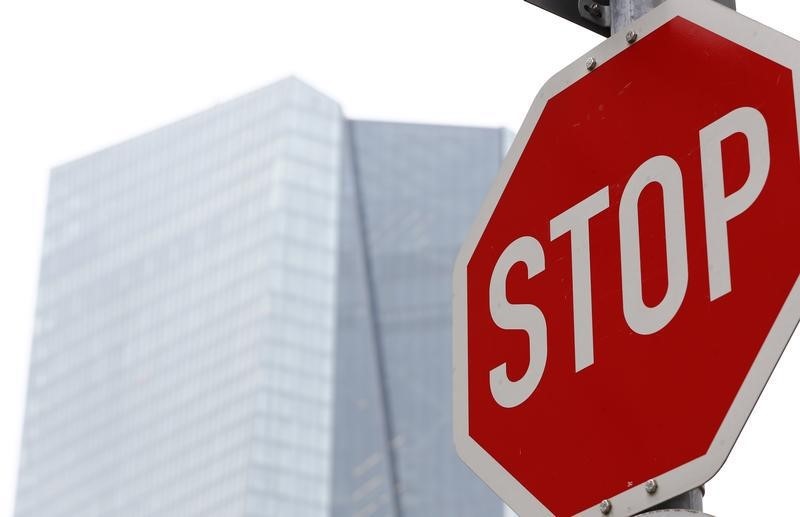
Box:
[645, 479, 658, 495]
[586, 57, 597, 71]
[599, 499, 612, 514]
[626, 30, 638, 43]
[578, 0, 611, 29]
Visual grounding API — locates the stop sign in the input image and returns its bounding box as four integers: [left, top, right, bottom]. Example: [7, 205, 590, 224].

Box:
[453, 1, 800, 516]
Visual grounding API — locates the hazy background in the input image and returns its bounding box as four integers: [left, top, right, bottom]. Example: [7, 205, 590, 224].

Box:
[1, 1, 798, 515]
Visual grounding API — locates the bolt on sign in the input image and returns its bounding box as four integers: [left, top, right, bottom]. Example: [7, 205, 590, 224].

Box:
[453, 0, 800, 516]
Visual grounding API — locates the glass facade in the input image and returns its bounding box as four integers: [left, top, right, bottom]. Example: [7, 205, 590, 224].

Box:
[15, 77, 509, 517]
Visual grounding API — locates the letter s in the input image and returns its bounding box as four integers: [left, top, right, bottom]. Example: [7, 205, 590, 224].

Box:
[489, 237, 548, 408]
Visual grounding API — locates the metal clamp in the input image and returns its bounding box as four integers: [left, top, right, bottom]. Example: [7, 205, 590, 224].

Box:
[578, 0, 611, 29]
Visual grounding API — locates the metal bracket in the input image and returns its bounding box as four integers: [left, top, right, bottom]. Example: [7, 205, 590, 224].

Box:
[523, 0, 734, 37]
[578, 0, 611, 29]
[522, 0, 611, 36]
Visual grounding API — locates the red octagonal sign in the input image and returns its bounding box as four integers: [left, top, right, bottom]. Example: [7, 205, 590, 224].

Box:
[453, 1, 800, 516]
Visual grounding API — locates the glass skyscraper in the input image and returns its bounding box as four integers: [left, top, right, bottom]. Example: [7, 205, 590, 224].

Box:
[14, 77, 510, 517]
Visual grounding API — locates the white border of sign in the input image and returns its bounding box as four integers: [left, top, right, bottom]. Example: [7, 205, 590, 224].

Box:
[452, 0, 800, 515]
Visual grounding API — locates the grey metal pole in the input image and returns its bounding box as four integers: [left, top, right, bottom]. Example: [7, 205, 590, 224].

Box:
[610, 0, 735, 34]
[637, 511, 713, 517]
[610, 0, 665, 35]
[635, 487, 705, 515]
[608, 0, 734, 513]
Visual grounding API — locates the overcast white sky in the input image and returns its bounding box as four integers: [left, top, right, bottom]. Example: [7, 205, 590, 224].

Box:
[1, 1, 799, 516]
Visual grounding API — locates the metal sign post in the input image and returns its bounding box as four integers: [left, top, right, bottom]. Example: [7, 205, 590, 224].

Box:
[610, 1, 732, 514]
[633, 488, 703, 515]
[610, 0, 735, 34]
